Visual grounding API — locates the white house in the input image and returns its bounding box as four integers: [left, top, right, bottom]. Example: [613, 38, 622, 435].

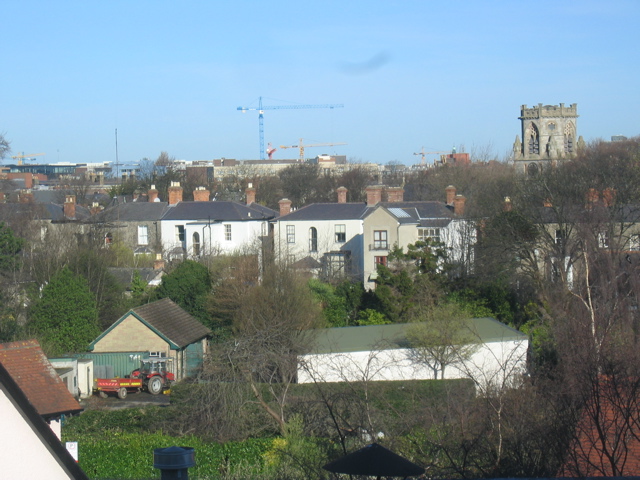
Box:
[159, 184, 278, 259]
[273, 185, 476, 287]
[298, 318, 528, 392]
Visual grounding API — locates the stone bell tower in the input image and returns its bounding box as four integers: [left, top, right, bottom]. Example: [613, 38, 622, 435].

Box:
[513, 103, 585, 174]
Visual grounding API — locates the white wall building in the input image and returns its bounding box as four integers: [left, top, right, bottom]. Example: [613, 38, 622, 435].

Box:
[298, 318, 528, 393]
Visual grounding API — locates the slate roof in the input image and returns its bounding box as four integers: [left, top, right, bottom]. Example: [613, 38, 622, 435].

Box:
[107, 267, 164, 288]
[278, 203, 372, 221]
[90, 298, 211, 350]
[161, 201, 277, 222]
[0, 202, 91, 222]
[0, 340, 83, 419]
[90, 201, 169, 223]
[305, 318, 527, 355]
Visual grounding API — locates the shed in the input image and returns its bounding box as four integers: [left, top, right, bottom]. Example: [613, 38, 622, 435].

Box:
[298, 318, 528, 392]
[88, 298, 211, 381]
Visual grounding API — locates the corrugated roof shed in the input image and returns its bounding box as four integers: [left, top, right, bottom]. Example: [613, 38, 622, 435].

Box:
[0, 340, 82, 419]
[306, 318, 526, 355]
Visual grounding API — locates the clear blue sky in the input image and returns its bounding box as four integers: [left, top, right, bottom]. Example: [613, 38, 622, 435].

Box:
[2, 0, 639, 166]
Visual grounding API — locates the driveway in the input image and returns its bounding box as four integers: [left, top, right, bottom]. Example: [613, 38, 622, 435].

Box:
[81, 391, 171, 410]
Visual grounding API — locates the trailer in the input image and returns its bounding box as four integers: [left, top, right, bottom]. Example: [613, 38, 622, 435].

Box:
[94, 377, 143, 399]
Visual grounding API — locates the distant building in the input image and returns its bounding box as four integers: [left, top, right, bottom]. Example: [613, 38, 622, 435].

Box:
[512, 103, 585, 174]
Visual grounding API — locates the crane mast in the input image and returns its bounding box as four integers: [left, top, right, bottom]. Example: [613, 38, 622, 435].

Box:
[237, 97, 343, 160]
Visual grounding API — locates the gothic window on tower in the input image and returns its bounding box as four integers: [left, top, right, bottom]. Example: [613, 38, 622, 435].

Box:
[528, 124, 540, 154]
[564, 123, 574, 153]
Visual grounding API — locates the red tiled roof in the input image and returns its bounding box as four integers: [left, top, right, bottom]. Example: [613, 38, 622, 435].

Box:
[560, 377, 640, 476]
[0, 339, 82, 418]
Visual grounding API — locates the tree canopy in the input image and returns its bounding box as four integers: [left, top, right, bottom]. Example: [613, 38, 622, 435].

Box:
[29, 266, 100, 356]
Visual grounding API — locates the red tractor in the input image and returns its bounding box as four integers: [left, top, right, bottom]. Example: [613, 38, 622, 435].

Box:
[130, 357, 175, 395]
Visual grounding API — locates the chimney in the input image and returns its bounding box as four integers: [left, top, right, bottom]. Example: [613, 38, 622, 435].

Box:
[445, 185, 457, 205]
[503, 196, 512, 212]
[337, 186, 348, 204]
[587, 188, 599, 205]
[386, 187, 404, 203]
[154, 254, 165, 271]
[168, 182, 183, 205]
[366, 185, 383, 206]
[246, 183, 256, 205]
[64, 195, 76, 219]
[90, 202, 103, 215]
[603, 188, 616, 207]
[193, 186, 210, 202]
[19, 189, 34, 203]
[148, 185, 159, 203]
[279, 198, 292, 216]
[453, 194, 466, 216]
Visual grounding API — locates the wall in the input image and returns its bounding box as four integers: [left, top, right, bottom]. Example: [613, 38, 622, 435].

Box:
[91, 314, 169, 355]
[298, 338, 528, 391]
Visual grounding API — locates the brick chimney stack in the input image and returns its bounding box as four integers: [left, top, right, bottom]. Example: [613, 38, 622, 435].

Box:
[148, 185, 159, 203]
[453, 195, 466, 216]
[19, 189, 34, 203]
[246, 183, 256, 205]
[64, 195, 76, 219]
[193, 186, 210, 202]
[366, 185, 383, 206]
[168, 182, 183, 205]
[337, 186, 348, 204]
[279, 198, 292, 217]
[386, 187, 404, 203]
[154, 254, 165, 271]
[445, 185, 457, 205]
[90, 202, 103, 215]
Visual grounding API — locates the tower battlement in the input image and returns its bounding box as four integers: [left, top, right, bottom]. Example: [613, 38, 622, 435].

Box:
[519, 103, 578, 119]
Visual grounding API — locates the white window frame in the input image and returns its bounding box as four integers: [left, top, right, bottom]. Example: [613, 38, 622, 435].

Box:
[286, 225, 295, 244]
[335, 224, 346, 243]
[224, 224, 232, 241]
[138, 225, 149, 245]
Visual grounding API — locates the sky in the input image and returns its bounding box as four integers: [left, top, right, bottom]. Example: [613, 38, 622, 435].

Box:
[2, 0, 639, 167]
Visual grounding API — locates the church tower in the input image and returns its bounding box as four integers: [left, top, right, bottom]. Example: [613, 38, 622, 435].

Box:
[513, 103, 584, 174]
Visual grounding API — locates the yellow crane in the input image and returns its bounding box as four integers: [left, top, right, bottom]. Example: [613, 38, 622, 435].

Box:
[413, 147, 448, 164]
[279, 139, 347, 162]
[11, 152, 45, 164]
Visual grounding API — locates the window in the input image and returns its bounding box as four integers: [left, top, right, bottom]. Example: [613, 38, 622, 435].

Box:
[598, 231, 610, 249]
[175, 225, 185, 244]
[374, 256, 388, 267]
[555, 229, 566, 246]
[335, 224, 346, 243]
[309, 227, 318, 252]
[193, 232, 200, 256]
[323, 251, 350, 279]
[418, 228, 441, 244]
[286, 225, 295, 244]
[105, 232, 113, 246]
[224, 224, 232, 241]
[373, 230, 388, 250]
[630, 234, 640, 251]
[137, 225, 149, 245]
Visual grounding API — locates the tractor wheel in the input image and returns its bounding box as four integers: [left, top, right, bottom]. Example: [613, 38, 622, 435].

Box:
[148, 376, 163, 395]
[99, 391, 108, 399]
[117, 387, 128, 400]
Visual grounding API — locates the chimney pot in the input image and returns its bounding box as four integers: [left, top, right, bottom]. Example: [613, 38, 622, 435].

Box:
[168, 182, 183, 205]
[193, 186, 210, 202]
[365, 185, 383, 206]
[453, 194, 466, 216]
[246, 185, 256, 206]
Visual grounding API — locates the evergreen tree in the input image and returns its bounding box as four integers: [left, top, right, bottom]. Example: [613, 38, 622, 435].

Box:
[29, 267, 100, 356]
[153, 260, 211, 324]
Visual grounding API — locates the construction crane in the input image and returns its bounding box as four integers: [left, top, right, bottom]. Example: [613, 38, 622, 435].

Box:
[11, 152, 45, 164]
[413, 147, 448, 164]
[280, 138, 347, 162]
[237, 97, 343, 160]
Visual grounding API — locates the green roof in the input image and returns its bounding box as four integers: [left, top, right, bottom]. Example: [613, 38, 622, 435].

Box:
[306, 318, 527, 355]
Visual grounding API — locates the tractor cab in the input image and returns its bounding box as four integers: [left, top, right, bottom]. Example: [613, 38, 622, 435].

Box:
[130, 356, 175, 394]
